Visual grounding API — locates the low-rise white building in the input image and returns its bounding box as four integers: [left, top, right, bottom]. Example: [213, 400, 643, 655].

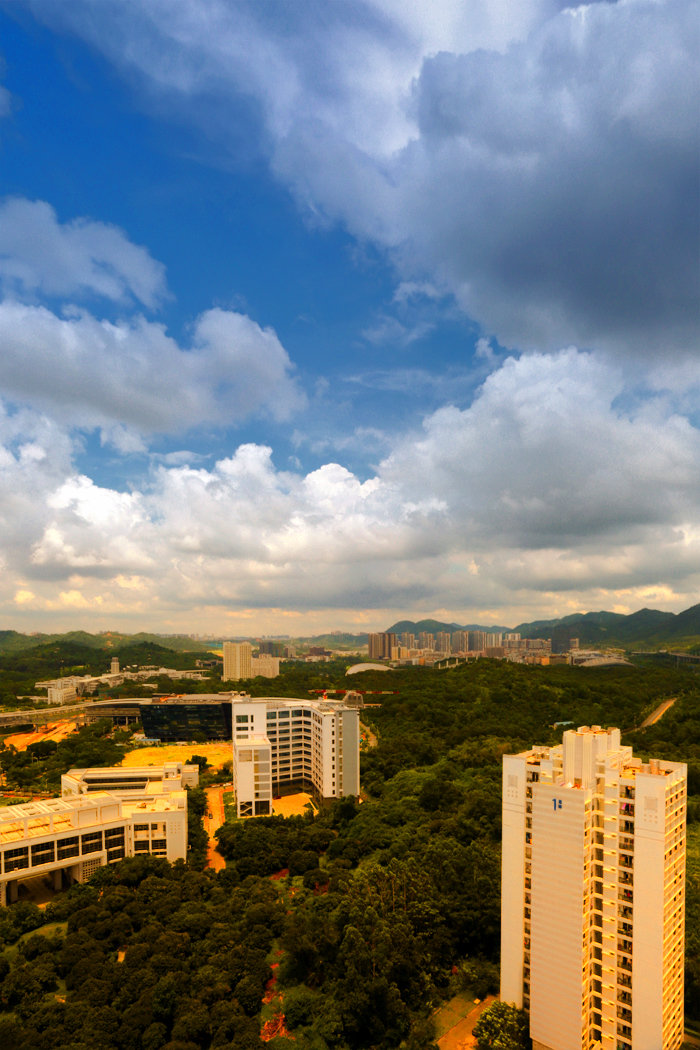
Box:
[232, 696, 360, 817]
[61, 761, 199, 798]
[0, 763, 196, 906]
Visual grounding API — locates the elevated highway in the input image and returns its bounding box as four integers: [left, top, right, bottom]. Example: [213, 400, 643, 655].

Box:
[0, 699, 144, 731]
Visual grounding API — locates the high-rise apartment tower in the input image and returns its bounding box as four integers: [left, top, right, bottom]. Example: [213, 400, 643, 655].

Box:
[501, 725, 686, 1050]
[368, 632, 397, 660]
[222, 641, 253, 681]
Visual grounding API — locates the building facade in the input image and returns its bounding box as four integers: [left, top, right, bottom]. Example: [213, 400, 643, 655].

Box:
[251, 654, 280, 678]
[223, 641, 253, 680]
[231, 696, 360, 817]
[139, 697, 233, 741]
[501, 725, 686, 1050]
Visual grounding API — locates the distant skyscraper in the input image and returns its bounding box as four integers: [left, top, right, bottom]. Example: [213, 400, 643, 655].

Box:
[451, 630, 468, 652]
[419, 632, 435, 649]
[110, 657, 119, 674]
[436, 631, 451, 653]
[222, 641, 253, 681]
[368, 632, 396, 660]
[501, 725, 686, 1050]
[467, 630, 486, 651]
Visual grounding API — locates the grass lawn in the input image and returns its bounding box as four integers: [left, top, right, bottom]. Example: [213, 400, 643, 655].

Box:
[1, 921, 69, 965]
[223, 790, 237, 822]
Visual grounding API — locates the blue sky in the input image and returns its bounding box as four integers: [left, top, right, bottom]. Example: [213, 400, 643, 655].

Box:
[0, 0, 697, 636]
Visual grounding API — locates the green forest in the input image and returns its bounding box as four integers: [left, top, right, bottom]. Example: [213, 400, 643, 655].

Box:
[0, 658, 698, 1048]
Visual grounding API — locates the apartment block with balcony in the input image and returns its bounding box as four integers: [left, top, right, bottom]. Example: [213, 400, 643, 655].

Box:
[222, 641, 253, 680]
[501, 725, 686, 1050]
[231, 696, 360, 817]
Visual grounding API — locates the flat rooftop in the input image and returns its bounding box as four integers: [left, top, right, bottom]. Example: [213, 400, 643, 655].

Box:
[0, 790, 186, 845]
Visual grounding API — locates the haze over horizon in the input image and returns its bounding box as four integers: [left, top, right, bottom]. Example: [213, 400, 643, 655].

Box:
[0, 1, 697, 637]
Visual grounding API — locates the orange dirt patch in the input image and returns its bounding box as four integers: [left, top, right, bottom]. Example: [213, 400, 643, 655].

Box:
[204, 785, 226, 871]
[261, 1013, 293, 1042]
[272, 792, 315, 817]
[4, 722, 78, 751]
[121, 742, 232, 770]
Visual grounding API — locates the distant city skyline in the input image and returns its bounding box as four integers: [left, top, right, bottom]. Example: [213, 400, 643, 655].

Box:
[0, 2, 697, 637]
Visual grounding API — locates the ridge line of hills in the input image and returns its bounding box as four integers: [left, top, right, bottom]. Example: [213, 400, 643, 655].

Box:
[387, 603, 700, 651]
[1, 601, 700, 658]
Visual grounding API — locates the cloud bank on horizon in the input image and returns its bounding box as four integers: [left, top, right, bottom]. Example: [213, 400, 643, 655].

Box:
[0, 0, 697, 634]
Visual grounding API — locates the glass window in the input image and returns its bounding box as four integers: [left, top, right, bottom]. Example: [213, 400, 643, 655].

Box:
[57, 836, 80, 860]
[31, 841, 56, 866]
[4, 847, 29, 872]
[81, 831, 103, 854]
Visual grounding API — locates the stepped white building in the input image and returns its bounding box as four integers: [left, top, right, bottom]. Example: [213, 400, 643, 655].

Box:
[501, 725, 686, 1050]
[231, 696, 360, 817]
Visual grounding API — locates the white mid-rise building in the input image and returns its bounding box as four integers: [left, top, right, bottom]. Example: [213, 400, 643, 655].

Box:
[501, 725, 686, 1050]
[251, 654, 280, 678]
[46, 677, 82, 704]
[231, 696, 360, 818]
[223, 641, 253, 681]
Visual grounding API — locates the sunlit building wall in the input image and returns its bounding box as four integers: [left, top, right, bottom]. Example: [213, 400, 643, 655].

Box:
[501, 725, 686, 1050]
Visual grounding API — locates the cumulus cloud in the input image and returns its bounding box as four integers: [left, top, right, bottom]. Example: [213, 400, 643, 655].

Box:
[3, 349, 700, 627]
[0, 198, 167, 309]
[398, 0, 700, 356]
[0, 301, 305, 440]
[28, 0, 699, 359]
[382, 349, 700, 550]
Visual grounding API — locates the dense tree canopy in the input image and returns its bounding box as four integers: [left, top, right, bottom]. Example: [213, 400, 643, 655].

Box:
[0, 658, 698, 1046]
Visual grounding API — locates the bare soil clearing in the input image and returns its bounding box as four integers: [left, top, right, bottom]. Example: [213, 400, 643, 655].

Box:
[121, 742, 232, 769]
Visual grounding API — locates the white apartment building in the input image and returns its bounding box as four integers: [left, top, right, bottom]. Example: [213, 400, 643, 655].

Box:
[251, 654, 280, 678]
[231, 696, 360, 818]
[45, 677, 82, 704]
[501, 725, 686, 1050]
[0, 764, 195, 906]
[223, 641, 253, 681]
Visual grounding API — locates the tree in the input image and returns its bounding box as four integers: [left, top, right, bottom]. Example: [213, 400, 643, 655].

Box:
[473, 1001, 531, 1050]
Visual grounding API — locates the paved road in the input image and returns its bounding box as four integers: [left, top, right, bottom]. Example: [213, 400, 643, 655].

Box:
[640, 696, 676, 728]
[437, 994, 496, 1050]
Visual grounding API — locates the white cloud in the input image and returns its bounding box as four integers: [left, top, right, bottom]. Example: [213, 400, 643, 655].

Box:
[0, 300, 305, 440]
[393, 0, 699, 356]
[28, 0, 698, 357]
[2, 349, 700, 629]
[0, 198, 167, 309]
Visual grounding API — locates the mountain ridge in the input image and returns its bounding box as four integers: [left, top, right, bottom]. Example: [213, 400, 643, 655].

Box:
[386, 603, 700, 651]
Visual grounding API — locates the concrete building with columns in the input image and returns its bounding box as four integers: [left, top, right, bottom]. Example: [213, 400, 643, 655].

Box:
[501, 725, 686, 1050]
[0, 764, 194, 906]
